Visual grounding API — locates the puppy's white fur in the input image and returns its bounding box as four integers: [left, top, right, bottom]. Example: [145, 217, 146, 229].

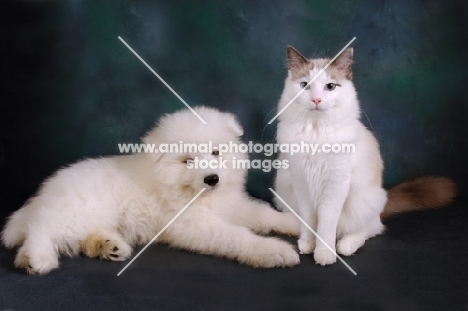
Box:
[2, 107, 300, 275]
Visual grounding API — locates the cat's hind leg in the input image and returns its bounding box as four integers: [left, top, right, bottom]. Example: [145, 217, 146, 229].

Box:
[336, 232, 366, 256]
[81, 229, 132, 261]
[336, 218, 384, 256]
[336, 186, 386, 256]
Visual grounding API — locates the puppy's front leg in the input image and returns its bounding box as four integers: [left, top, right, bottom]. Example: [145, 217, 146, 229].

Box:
[228, 198, 300, 236]
[164, 217, 300, 268]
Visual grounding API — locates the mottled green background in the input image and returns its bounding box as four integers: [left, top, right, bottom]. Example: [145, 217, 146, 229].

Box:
[1, 0, 467, 214]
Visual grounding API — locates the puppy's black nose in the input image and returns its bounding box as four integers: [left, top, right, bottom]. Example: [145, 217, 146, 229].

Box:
[204, 174, 219, 187]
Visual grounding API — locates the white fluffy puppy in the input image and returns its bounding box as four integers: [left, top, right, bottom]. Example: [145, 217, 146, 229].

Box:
[2, 107, 300, 275]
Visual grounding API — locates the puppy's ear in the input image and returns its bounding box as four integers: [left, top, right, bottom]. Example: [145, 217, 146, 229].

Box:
[226, 114, 244, 137]
[141, 127, 164, 162]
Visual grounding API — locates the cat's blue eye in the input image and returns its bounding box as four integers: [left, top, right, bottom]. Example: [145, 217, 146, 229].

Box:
[324, 83, 337, 91]
[300, 82, 310, 90]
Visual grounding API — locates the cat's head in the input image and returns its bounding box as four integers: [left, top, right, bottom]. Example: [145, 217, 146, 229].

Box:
[279, 45, 359, 121]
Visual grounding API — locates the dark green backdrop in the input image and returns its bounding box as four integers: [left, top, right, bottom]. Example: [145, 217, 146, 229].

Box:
[1, 0, 467, 216]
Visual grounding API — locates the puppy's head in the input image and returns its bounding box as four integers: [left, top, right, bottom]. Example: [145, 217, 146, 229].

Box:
[143, 106, 247, 196]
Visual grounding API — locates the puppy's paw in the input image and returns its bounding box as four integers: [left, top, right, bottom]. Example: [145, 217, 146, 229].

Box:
[15, 246, 59, 275]
[82, 235, 132, 261]
[277, 212, 301, 236]
[27, 255, 59, 275]
[250, 240, 300, 268]
[298, 238, 315, 254]
[275, 244, 301, 267]
[313, 248, 336, 266]
[99, 239, 132, 261]
[14, 248, 30, 269]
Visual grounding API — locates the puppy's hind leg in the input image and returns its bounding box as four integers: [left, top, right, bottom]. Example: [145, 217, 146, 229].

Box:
[15, 232, 59, 275]
[81, 229, 132, 261]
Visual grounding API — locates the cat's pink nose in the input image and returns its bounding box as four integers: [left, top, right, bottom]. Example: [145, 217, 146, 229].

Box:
[312, 98, 322, 105]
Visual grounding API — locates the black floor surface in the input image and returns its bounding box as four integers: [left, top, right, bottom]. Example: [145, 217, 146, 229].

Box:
[1, 204, 467, 311]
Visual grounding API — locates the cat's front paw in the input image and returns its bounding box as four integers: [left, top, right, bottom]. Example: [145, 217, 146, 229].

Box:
[298, 238, 315, 254]
[313, 248, 336, 266]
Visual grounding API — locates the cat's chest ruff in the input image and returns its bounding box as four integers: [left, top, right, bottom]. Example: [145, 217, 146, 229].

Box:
[282, 122, 356, 144]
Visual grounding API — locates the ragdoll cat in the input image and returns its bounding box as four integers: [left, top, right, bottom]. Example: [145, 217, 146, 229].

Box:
[274, 45, 456, 265]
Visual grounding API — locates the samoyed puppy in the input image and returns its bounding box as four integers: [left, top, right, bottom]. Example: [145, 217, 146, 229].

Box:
[2, 107, 300, 275]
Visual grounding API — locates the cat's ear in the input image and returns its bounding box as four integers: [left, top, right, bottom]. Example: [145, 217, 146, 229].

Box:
[286, 45, 308, 75]
[332, 48, 353, 80]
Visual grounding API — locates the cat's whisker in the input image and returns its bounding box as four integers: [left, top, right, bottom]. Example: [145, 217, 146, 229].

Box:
[261, 107, 279, 141]
[360, 108, 377, 136]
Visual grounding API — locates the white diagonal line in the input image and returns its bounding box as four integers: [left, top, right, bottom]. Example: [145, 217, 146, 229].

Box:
[117, 188, 206, 276]
[267, 37, 356, 124]
[118, 36, 207, 125]
[269, 188, 357, 275]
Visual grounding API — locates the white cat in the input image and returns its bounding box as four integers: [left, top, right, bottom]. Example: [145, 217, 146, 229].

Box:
[274, 46, 456, 265]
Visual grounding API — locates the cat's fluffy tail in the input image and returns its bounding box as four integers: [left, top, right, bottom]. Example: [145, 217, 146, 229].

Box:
[381, 176, 457, 218]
